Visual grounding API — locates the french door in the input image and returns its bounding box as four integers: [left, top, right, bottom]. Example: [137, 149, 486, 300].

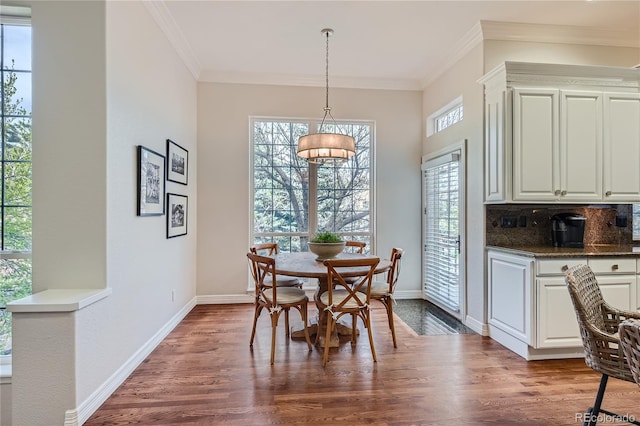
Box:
[421, 142, 465, 319]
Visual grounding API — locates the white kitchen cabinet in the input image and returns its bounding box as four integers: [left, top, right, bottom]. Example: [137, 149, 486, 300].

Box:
[537, 276, 581, 348]
[512, 88, 559, 201]
[480, 62, 640, 203]
[536, 258, 636, 349]
[487, 250, 534, 345]
[603, 93, 640, 201]
[559, 90, 603, 202]
[487, 248, 640, 359]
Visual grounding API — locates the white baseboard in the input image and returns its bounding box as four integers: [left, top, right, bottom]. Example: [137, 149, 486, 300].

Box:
[393, 290, 422, 299]
[197, 294, 254, 304]
[72, 297, 197, 426]
[465, 315, 489, 336]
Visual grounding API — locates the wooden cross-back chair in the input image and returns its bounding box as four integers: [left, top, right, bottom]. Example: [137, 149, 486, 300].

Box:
[247, 252, 312, 365]
[315, 257, 380, 367]
[564, 264, 640, 426]
[344, 240, 366, 254]
[249, 243, 303, 288]
[360, 247, 404, 348]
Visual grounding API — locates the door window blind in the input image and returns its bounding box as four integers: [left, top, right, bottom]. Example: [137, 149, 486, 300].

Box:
[423, 152, 460, 312]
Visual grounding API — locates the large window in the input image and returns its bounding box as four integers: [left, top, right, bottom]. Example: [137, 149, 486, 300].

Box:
[251, 118, 374, 252]
[0, 19, 32, 356]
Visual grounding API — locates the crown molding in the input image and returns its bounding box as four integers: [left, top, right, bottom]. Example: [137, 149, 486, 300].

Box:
[420, 21, 484, 88]
[198, 69, 423, 91]
[480, 20, 640, 48]
[420, 20, 640, 89]
[142, 0, 201, 80]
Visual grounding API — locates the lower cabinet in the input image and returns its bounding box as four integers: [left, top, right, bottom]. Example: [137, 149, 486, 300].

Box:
[487, 249, 639, 360]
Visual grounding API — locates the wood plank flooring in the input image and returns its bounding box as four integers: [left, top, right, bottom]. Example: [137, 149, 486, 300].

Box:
[85, 303, 640, 425]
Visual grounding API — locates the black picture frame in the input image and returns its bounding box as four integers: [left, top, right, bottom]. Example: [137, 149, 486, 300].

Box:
[167, 193, 188, 238]
[167, 139, 188, 185]
[137, 145, 166, 216]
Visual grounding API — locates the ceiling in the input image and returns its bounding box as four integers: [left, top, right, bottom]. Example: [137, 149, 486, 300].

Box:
[146, 1, 640, 90]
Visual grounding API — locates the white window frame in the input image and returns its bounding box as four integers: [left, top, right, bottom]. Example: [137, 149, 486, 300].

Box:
[427, 96, 463, 137]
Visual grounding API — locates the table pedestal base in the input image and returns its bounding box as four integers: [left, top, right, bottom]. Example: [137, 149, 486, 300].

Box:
[291, 319, 358, 348]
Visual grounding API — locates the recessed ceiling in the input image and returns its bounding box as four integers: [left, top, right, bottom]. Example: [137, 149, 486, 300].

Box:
[148, 0, 640, 90]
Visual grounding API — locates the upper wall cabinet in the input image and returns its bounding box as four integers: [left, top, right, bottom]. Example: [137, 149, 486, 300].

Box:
[480, 62, 640, 204]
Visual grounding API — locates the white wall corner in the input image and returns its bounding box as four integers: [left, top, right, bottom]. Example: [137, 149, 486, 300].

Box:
[142, 0, 202, 80]
[465, 314, 489, 336]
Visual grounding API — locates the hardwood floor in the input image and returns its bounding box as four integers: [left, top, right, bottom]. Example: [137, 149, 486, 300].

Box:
[85, 303, 640, 425]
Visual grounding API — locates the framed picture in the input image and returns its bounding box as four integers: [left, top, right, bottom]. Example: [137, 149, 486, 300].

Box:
[167, 139, 188, 185]
[167, 193, 188, 238]
[137, 145, 166, 216]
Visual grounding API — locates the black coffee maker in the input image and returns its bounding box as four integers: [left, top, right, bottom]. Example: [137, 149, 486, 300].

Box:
[551, 213, 586, 248]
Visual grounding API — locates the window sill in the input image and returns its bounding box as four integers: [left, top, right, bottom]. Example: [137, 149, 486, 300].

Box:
[0, 363, 11, 383]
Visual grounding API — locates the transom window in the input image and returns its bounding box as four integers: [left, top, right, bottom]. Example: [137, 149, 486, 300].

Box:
[251, 118, 374, 252]
[0, 19, 32, 356]
[427, 96, 464, 136]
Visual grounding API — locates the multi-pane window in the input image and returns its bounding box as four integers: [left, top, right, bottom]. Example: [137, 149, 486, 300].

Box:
[252, 118, 373, 252]
[0, 20, 32, 356]
[427, 97, 464, 137]
[435, 104, 463, 133]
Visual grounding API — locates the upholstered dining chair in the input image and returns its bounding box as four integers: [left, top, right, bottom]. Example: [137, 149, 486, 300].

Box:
[564, 264, 640, 426]
[247, 252, 312, 365]
[619, 319, 640, 388]
[250, 243, 303, 288]
[315, 257, 380, 367]
[359, 248, 403, 348]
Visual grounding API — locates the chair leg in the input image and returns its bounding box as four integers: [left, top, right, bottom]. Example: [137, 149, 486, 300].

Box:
[270, 311, 280, 365]
[249, 304, 262, 347]
[323, 315, 333, 367]
[351, 313, 357, 345]
[385, 298, 397, 348]
[300, 304, 312, 351]
[586, 374, 608, 426]
[365, 310, 377, 362]
[315, 309, 324, 345]
[284, 308, 290, 338]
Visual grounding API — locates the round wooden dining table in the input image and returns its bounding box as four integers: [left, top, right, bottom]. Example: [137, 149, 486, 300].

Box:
[274, 251, 391, 347]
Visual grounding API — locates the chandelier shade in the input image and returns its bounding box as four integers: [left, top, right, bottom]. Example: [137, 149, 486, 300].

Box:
[297, 28, 355, 165]
[297, 132, 355, 164]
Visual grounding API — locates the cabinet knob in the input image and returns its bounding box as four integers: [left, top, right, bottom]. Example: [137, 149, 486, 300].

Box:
[554, 190, 561, 196]
[560, 190, 567, 196]
[605, 191, 612, 196]
[612, 264, 619, 271]
[561, 264, 569, 272]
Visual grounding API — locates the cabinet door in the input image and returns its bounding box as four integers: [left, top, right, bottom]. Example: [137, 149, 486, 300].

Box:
[559, 90, 603, 202]
[537, 276, 581, 348]
[596, 274, 637, 311]
[488, 251, 533, 344]
[603, 93, 640, 202]
[512, 88, 560, 201]
[485, 89, 508, 202]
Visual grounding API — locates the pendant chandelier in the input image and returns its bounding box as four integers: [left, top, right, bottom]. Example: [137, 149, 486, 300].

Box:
[297, 28, 355, 165]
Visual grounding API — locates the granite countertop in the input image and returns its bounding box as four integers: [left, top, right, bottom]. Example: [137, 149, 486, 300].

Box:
[486, 244, 640, 258]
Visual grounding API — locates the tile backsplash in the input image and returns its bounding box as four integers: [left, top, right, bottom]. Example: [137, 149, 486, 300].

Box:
[485, 204, 633, 247]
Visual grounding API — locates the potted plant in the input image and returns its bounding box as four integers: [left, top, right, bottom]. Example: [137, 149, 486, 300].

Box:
[308, 231, 346, 261]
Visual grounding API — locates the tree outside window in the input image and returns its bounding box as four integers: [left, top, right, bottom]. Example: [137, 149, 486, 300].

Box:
[251, 118, 373, 253]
